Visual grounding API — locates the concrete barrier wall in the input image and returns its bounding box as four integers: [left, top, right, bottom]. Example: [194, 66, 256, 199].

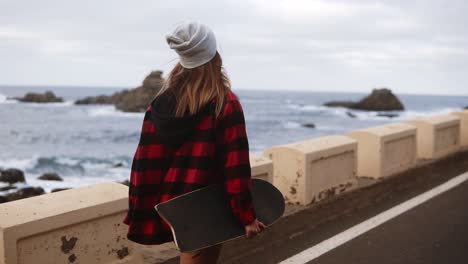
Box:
[2, 110, 468, 263]
[346, 123, 417, 179]
[250, 154, 273, 183]
[451, 110, 468, 147]
[263, 135, 357, 205]
[405, 114, 461, 159]
[0, 182, 142, 264]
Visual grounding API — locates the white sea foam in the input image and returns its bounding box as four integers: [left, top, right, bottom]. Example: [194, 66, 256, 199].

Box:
[0, 93, 17, 104]
[289, 102, 462, 121]
[87, 106, 142, 118]
[25, 100, 74, 107]
[286, 103, 329, 113]
[283, 121, 302, 129]
[0, 156, 39, 171]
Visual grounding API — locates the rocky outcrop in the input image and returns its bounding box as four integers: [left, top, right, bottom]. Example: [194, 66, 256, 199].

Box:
[323, 101, 356, 108]
[346, 111, 357, 118]
[377, 113, 399, 118]
[464, 106, 468, 109]
[119, 180, 130, 186]
[0, 168, 26, 184]
[324, 88, 404, 111]
[75, 70, 164, 112]
[13, 91, 64, 103]
[38, 172, 63, 181]
[0, 185, 17, 191]
[51, 187, 71, 193]
[302, 123, 316, 129]
[6, 186, 45, 201]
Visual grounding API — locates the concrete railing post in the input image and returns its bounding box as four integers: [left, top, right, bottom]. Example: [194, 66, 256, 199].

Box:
[346, 123, 417, 179]
[250, 154, 273, 183]
[405, 114, 461, 159]
[450, 110, 468, 147]
[263, 135, 357, 205]
[0, 182, 142, 264]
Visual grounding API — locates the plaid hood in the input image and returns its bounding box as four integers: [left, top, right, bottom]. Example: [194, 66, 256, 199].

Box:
[150, 90, 216, 148]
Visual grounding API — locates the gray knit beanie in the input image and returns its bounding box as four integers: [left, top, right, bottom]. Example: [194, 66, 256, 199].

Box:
[165, 21, 217, 69]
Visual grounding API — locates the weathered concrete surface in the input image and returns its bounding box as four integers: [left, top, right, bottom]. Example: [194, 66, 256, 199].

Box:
[263, 135, 358, 205]
[249, 154, 273, 183]
[451, 110, 468, 146]
[346, 122, 417, 179]
[406, 114, 461, 159]
[0, 182, 142, 264]
[158, 147, 468, 264]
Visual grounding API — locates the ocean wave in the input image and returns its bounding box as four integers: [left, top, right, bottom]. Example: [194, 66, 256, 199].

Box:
[22, 100, 75, 107]
[289, 103, 462, 121]
[0, 93, 18, 104]
[87, 106, 142, 118]
[0, 155, 131, 178]
[286, 103, 329, 113]
[347, 107, 461, 121]
[0, 155, 132, 193]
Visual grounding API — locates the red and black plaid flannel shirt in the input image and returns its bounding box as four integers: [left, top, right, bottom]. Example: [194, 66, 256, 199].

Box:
[123, 90, 256, 245]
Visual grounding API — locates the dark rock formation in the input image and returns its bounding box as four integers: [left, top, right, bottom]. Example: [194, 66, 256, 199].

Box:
[14, 91, 64, 103]
[377, 113, 399, 118]
[6, 186, 45, 201]
[0, 185, 17, 191]
[0, 196, 8, 204]
[323, 101, 356, 108]
[302, 123, 316, 128]
[0, 168, 26, 184]
[75, 70, 164, 112]
[464, 106, 468, 109]
[119, 180, 130, 186]
[38, 172, 63, 181]
[346, 111, 357, 118]
[112, 162, 124, 168]
[324, 88, 404, 111]
[51, 188, 71, 193]
[75, 95, 116, 105]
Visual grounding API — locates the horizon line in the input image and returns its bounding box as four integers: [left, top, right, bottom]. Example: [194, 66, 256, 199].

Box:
[0, 83, 467, 97]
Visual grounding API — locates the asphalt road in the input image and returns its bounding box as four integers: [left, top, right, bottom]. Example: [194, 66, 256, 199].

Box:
[162, 150, 468, 264]
[306, 176, 468, 264]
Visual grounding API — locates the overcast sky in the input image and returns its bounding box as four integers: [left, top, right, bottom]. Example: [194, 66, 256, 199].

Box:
[1, 0, 467, 95]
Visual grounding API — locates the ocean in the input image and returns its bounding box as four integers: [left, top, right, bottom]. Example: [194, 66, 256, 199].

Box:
[0, 85, 466, 193]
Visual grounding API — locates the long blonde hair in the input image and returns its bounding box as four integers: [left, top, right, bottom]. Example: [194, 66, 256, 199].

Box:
[155, 52, 231, 118]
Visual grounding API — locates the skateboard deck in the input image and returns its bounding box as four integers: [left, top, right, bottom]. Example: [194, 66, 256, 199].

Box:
[155, 179, 285, 252]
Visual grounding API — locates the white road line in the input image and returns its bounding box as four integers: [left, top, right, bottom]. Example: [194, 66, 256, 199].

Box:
[279, 171, 468, 264]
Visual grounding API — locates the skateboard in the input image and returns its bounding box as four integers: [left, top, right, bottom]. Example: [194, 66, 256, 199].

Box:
[155, 179, 285, 252]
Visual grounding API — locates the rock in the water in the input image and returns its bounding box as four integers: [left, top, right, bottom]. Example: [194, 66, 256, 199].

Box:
[38, 172, 63, 181]
[119, 180, 130, 186]
[464, 106, 468, 109]
[75, 70, 164, 112]
[0, 196, 8, 204]
[112, 162, 124, 168]
[6, 186, 45, 201]
[0, 168, 26, 184]
[51, 188, 71, 193]
[302, 123, 316, 128]
[14, 91, 64, 103]
[323, 88, 404, 111]
[351, 88, 404, 111]
[376, 113, 399, 118]
[346, 111, 357, 118]
[0, 185, 17, 191]
[323, 101, 356, 108]
[75, 95, 116, 105]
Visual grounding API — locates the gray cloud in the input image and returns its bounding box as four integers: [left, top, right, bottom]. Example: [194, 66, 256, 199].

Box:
[1, 0, 467, 95]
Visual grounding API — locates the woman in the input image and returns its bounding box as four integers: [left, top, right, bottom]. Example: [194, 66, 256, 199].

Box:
[122, 21, 265, 264]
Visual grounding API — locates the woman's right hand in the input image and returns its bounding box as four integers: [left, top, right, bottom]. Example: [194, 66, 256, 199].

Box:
[245, 219, 266, 239]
